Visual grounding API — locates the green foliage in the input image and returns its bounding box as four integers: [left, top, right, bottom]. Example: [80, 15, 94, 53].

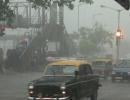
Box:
[0, 0, 93, 25]
[0, 0, 15, 26]
[0, 28, 5, 36]
[77, 23, 113, 57]
[27, 0, 93, 9]
[69, 32, 80, 40]
[80, 0, 93, 4]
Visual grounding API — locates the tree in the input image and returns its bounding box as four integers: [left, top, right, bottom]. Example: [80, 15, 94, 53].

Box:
[0, 0, 14, 26]
[78, 23, 113, 57]
[0, 0, 15, 36]
[27, 0, 93, 9]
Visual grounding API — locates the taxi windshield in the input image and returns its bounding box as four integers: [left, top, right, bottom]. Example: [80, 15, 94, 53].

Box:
[44, 65, 78, 76]
[92, 61, 106, 67]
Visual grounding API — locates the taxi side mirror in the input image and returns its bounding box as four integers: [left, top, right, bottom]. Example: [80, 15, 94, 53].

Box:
[74, 71, 79, 78]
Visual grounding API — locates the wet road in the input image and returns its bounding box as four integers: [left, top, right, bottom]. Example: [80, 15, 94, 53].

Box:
[0, 72, 130, 100]
[98, 80, 130, 100]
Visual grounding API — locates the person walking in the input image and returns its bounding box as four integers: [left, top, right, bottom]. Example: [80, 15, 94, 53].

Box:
[0, 48, 4, 73]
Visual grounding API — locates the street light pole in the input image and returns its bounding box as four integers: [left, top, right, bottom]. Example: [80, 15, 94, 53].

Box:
[116, 10, 122, 64]
[78, 4, 79, 33]
[100, 5, 123, 28]
[77, 3, 84, 33]
[100, 5, 124, 64]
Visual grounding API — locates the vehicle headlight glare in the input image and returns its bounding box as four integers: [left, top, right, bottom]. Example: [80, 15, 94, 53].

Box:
[29, 91, 34, 94]
[29, 85, 34, 89]
[62, 91, 66, 94]
[60, 86, 66, 90]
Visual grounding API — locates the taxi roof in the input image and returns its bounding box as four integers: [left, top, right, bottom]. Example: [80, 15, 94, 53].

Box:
[93, 58, 112, 62]
[48, 59, 90, 67]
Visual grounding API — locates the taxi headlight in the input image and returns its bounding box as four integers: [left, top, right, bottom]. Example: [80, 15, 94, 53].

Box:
[60, 84, 66, 90]
[29, 85, 34, 89]
[62, 91, 66, 94]
[29, 90, 34, 94]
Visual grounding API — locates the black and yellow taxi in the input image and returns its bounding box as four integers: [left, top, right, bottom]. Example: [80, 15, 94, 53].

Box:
[28, 58, 101, 100]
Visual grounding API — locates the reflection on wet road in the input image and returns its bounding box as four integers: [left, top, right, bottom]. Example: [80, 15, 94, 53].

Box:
[99, 80, 130, 100]
[0, 72, 130, 100]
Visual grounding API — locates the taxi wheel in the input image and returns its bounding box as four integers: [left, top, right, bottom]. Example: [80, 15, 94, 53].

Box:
[90, 91, 97, 100]
[70, 95, 78, 100]
[111, 77, 115, 83]
[104, 76, 108, 80]
[70, 93, 79, 100]
[120, 79, 124, 83]
[128, 79, 130, 82]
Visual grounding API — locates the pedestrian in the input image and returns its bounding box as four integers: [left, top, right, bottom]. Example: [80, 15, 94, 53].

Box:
[0, 48, 4, 74]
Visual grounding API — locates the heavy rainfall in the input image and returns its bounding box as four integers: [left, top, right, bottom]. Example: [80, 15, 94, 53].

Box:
[0, 0, 130, 100]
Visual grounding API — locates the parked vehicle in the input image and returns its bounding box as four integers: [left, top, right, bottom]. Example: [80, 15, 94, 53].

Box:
[111, 59, 130, 82]
[92, 58, 113, 78]
[27, 59, 101, 100]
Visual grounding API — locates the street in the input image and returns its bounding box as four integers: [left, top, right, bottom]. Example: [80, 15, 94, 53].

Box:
[98, 80, 130, 100]
[0, 72, 130, 100]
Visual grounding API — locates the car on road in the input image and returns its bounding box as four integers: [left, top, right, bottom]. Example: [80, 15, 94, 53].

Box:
[92, 58, 113, 78]
[111, 59, 130, 82]
[27, 58, 101, 100]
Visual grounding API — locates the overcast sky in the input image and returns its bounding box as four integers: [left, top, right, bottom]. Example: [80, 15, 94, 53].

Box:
[64, 0, 130, 38]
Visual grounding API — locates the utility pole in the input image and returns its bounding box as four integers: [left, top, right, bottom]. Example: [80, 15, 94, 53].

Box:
[38, 7, 41, 25]
[78, 4, 80, 33]
[77, 3, 85, 33]
[50, 2, 58, 24]
[59, 5, 64, 25]
[116, 10, 123, 65]
[42, 7, 46, 26]
[15, 3, 18, 27]
[100, 5, 124, 65]
[25, 5, 29, 27]
[29, 3, 32, 26]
